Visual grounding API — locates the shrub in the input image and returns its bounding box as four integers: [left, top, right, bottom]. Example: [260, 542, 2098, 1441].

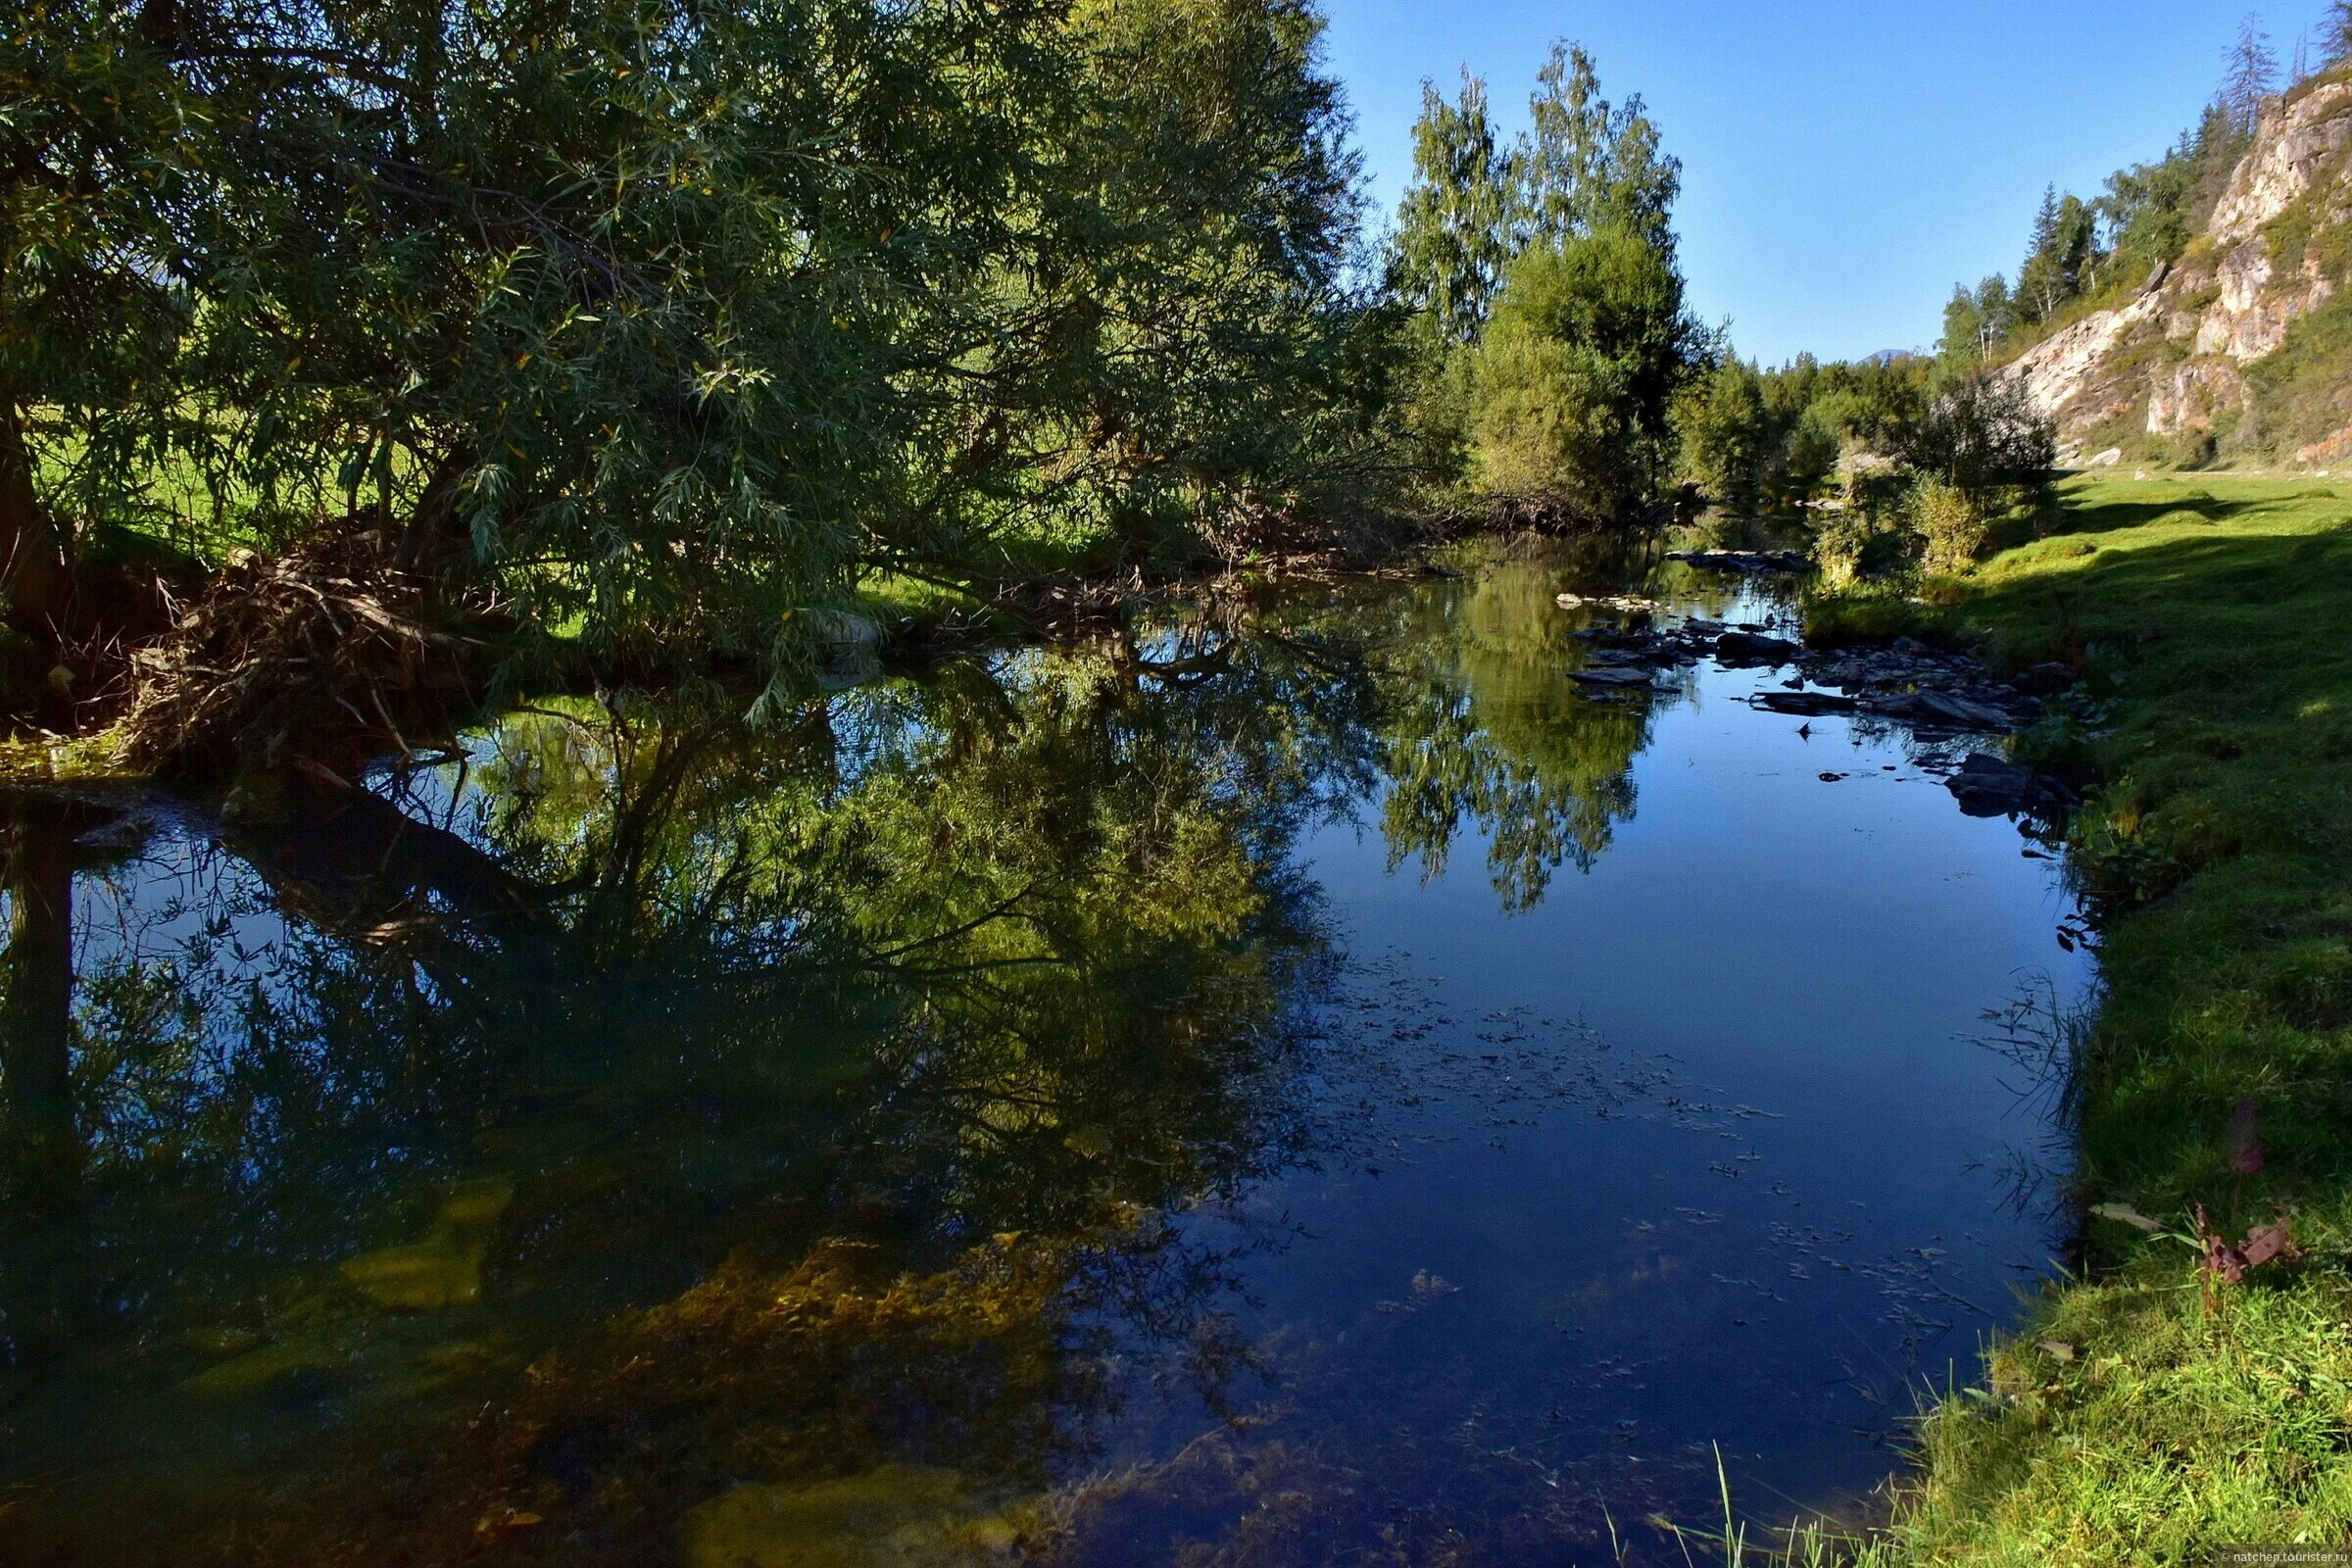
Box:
[1909, 477, 1987, 573]
[1471, 225, 1706, 522]
[1896, 371, 2057, 509]
[1811, 509, 1875, 586]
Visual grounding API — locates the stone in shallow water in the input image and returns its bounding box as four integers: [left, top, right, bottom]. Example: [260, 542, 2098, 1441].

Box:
[180, 1336, 339, 1396]
[1570, 666, 1662, 689]
[1753, 690, 1857, 716]
[340, 1239, 481, 1310]
[1942, 753, 2076, 817]
[681, 1465, 1024, 1568]
[339, 1174, 516, 1310]
[1713, 630, 1801, 665]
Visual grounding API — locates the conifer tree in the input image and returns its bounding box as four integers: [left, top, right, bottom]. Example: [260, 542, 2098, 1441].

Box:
[2221, 13, 2280, 134]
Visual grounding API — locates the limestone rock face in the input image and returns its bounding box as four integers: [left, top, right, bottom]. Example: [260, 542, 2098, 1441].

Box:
[2209, 80, 2352, 243]
[2006, 293, 2161, 424]
[2003, 81, 2352, 459]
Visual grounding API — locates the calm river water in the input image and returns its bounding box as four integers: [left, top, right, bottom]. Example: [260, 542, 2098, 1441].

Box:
[0, 542, 2090, 1566]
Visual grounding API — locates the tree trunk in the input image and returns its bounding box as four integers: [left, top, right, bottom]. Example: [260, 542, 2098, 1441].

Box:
[0, 794, 93, 1375]
[1, 796, 79, 1177]
[0, 396, 69, 632]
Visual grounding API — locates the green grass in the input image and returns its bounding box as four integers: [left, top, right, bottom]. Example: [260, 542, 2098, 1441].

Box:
[1805, 474, 2352, 1562]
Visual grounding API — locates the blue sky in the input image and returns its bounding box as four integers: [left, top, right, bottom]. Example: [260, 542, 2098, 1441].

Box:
[1321, 1, 2340, 365]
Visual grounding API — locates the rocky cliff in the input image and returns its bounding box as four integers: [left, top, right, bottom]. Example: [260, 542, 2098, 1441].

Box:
[2007, 78, 2352, 466]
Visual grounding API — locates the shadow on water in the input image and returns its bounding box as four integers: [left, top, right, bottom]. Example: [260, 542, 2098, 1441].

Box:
[0, 538, 2088, 1566]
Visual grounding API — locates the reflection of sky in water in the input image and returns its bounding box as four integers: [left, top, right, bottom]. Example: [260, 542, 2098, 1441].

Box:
[1085, 564, 2089, 1544]
[2, 547, 2092, 1564]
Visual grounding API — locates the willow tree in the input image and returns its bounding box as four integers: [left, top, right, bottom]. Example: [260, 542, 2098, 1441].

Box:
[1012, 0, 1376, 565]
[8, 0, 1081, 683]
[1472, 224, 1706, 520]
[0, 0, 207, 629]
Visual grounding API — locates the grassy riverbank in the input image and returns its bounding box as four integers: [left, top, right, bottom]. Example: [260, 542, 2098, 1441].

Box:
[1814, 473, 2352, 1562]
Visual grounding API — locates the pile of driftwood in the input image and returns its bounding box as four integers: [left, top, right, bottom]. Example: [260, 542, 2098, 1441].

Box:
[117, 542, 471, 777]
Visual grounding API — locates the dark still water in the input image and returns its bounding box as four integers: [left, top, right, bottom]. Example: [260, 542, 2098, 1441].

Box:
[0, 543, 2089, 1567]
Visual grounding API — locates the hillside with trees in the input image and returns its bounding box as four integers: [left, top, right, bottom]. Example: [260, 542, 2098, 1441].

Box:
[1951, 9, 2352, 468]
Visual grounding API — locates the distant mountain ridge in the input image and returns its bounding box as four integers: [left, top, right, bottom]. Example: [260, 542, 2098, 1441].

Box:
[2006, 74, 2352, 467]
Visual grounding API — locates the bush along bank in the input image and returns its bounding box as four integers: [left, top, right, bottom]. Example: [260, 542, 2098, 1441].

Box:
[1804, 473, 2352, 1563]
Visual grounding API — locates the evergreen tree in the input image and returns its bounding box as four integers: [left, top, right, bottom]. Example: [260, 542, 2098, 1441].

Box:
[2328, 3, 2352, 69]
[2222, 13, 2280, 134]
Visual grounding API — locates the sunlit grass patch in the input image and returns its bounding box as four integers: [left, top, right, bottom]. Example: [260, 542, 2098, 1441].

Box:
[1802, 472, 2352, 1563]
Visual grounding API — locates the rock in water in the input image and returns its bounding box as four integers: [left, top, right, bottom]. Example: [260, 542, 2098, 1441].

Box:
[340, 1174, 515, 1310]
[340, 1241, 482, 1311]
[1570, 667, 1663, 689]
[1664, 549, 1812, 572]
[1943, 754, 2076, 816]
[1886, 690, 2014, 729]
[2012, 662, 2077, 696]
[1753, 690, 1858, 716]
[1714, 630, 1801, 665]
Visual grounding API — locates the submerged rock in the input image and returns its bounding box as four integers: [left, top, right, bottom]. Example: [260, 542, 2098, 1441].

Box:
[1555, 592, 1659, 612]
[181, 1336, 343, 1396]
[681, 1464, 1025, 1568]
[340, 1175, 515, 1311]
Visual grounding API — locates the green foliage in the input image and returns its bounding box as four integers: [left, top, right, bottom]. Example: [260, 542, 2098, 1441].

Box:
[1895, 370, 2056, 509]
[1941, 276, 2016, 365]
[1390, 71, 1512, 346]
[1906, 476, 1987, 573]
[2017, 185, 2101, 324]
[1676, 350, 1932, 517]
[1680, 359, 1771, 513]
[1939, 90, 2252, 377]
[2243, 286, 2352, 456]
[1038, 0, 1382, 567]
[1388, 39, 1700, 518]
[1513, 41, 1682, 250]
[1470, 226, 1702, 519]
[1808, 507, 1892, 588]
[3, 0, 1388, 688]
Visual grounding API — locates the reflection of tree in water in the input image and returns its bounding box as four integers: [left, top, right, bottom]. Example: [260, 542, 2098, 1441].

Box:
[0, 552, 1775, 1564]
[1298, 540, 1697, 911]
[0, 632, 1388, 1566]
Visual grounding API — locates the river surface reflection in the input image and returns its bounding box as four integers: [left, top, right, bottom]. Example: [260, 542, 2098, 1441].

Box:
[0, 541, 2089, 1566]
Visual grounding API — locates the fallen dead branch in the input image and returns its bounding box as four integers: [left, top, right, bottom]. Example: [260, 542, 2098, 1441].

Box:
[115, 542, 476, 778]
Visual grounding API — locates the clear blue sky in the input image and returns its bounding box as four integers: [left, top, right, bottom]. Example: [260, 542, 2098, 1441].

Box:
[1321, 1, 2340, 365]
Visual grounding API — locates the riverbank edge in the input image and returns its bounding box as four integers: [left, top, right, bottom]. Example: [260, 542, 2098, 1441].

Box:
[1806, 473, 2352, 1563]
[0, 504, 1518, 791]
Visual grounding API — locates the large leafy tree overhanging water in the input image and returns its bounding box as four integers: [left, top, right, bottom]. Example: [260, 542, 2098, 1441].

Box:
[0, 0, 1378, 686]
